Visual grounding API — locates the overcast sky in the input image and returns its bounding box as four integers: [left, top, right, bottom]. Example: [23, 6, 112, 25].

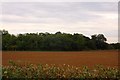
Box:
[0, 2, 118, 43]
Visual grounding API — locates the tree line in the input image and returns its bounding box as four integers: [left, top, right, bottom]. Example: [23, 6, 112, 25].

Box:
[1, 30, 120, 51]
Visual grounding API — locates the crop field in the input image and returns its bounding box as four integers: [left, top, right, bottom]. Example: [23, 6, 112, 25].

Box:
[2, 50, 118, 68]
[1, 50, 119, 79]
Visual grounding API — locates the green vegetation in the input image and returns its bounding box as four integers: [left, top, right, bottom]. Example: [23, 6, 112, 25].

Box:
[2, 61, 120, 79]
[1, 30, 120, 51]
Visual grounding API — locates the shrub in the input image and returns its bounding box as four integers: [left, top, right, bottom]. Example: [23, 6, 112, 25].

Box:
[2, 62, 120, 80]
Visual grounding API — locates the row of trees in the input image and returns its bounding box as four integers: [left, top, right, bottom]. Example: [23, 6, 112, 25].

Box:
[1, 30, 120, 51]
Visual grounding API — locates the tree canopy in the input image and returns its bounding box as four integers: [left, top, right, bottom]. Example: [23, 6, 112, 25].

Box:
[1, 30, 120, 51]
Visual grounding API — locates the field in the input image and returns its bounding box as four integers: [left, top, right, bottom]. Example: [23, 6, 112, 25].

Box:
[2, 50, 119, 79]
[2, 50, 118, 68]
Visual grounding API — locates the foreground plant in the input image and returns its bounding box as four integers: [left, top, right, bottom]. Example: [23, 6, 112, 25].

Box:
[2, 61, 120, 80]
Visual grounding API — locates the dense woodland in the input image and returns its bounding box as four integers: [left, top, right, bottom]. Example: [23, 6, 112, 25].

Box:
[1, 30, 120, 51]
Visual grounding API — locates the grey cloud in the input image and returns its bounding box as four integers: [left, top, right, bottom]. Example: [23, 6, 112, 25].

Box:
[2, 2, 117, 23]
[1, 2, 118, 43]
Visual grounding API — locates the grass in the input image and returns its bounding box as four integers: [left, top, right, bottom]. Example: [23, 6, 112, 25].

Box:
[1, 60, 120, 80]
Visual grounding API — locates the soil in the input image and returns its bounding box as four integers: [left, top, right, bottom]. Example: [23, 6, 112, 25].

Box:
[2, 50, 118, 68]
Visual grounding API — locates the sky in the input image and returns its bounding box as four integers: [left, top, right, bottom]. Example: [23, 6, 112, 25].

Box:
[0, 2, 118, 43]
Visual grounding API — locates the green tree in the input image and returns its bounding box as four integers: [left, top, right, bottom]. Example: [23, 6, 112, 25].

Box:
[91, 34, 107, 50]
[2, 30, 119, 51]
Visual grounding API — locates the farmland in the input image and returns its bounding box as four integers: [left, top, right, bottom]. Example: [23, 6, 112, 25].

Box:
[2, 50, 119, 79]
[2, 50, 118, 68]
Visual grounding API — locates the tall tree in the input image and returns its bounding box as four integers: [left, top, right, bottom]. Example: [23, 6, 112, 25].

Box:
[2, 30, 120, 51]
